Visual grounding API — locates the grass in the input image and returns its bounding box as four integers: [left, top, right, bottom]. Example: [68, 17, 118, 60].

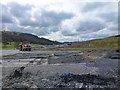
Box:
[66, 36, 119, 49]
[0, 42, 45, 49]
[0, 42, 19, 49]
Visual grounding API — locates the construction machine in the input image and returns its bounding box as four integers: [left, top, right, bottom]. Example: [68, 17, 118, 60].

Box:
[19, 41, 32, 51]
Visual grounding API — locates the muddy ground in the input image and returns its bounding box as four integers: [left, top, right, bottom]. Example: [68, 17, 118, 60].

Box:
[1, 48, 120, 89]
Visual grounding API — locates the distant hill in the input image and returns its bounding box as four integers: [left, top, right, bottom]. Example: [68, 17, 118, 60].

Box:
[0, 31, 61, 45]
[64, 35, 120, 48]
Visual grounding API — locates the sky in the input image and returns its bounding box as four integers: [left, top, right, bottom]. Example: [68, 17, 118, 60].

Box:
[0, 0, 119, 42]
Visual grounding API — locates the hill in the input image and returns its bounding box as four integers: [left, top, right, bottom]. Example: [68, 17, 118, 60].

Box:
[65, 35, 120, 48]
[0, 31, 60, 45]
[70, 35, 120, 48]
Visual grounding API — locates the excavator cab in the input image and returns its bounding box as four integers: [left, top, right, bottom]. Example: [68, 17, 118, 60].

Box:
[19, 41, 32, 51]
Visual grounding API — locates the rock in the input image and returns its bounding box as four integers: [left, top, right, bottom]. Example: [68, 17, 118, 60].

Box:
[12, 83, 28, 88]
[20, 66, 25, 71]
[55, 83, 65, 88]
[108, 53, 120, 59]
[29, 61, 34, 63]
[30, 84, 38, 88]
[13, 70, 22, 78]
[75, 83, 83, 88]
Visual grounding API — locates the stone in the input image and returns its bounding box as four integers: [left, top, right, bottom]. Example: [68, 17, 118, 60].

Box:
[30, 85, 38, 88]
[75, 83, 83, 88]
[12, 83, 28, 88]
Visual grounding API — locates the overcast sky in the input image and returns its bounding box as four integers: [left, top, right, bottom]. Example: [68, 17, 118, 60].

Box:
[0, 0, 118, 42]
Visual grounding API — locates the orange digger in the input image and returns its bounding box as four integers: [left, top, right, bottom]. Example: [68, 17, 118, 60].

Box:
[19, 41, 32, 51]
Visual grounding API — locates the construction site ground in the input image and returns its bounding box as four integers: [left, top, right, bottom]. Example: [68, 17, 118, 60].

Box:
[0, 48, 119, 89]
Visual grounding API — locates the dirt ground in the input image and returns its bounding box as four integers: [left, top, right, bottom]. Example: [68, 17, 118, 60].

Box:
[1, 48, 120, 89]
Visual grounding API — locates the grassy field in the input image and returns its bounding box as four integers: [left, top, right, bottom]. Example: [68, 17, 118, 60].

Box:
[65, 36, 119, 49]
[0, 42, 19, 49]
[0, 42, 44, 49]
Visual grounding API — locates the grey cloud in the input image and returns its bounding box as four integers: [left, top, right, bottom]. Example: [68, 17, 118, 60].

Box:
[2, 14, 13, 23]
[6, 0, 74, 28]
[3, 1, 34, 27]
[7, 2, 32, 17]
[62, 30, 78, 36]
[61, 20, 105, 36]
[98, 11, 118, 31]
[34, 25, 60, 36]
[6, 2, 38, 29]
[40, 10, 74, 27]
[20, 10, 74, 27]
[107, 24, 118, 31]
[18, 8, 74, 28]
[18, 9, 74, 36]
[76, 20, 105, 33]
[34, 27, 50, 36]
[19, 18, 37, 27]
[99, 12, 118, 23]
[82, 2, 108, 12]
[118, 2, 120, 24]
[1, 2, 33, 24]
[1, 4, 13, 23]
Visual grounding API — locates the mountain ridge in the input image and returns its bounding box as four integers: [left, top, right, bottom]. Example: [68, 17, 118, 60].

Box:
[0, 31, 61, 45]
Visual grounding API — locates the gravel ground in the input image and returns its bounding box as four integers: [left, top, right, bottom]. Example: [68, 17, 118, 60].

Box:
[1, 49, 119, 89]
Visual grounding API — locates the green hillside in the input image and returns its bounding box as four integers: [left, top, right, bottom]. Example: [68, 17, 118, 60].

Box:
[66, 35, 120, 48]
